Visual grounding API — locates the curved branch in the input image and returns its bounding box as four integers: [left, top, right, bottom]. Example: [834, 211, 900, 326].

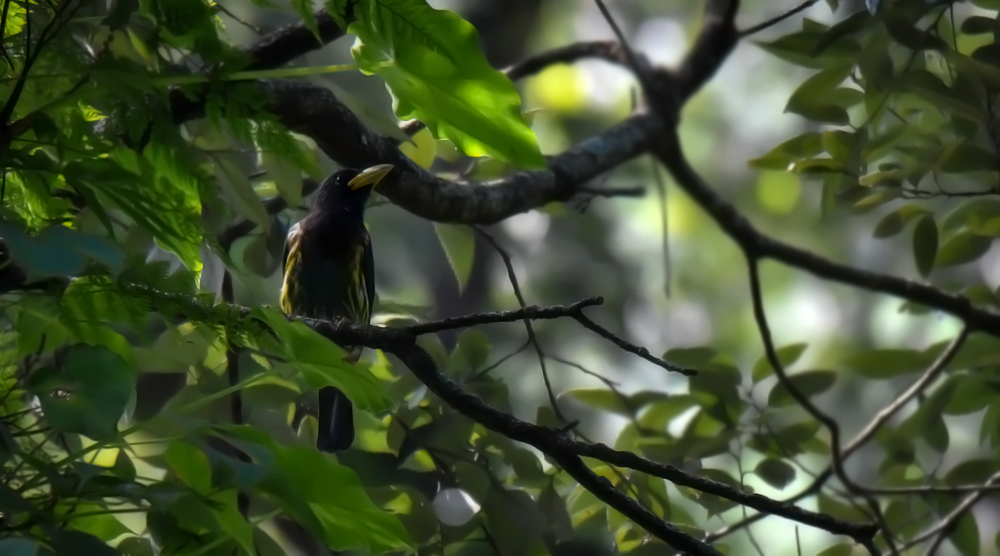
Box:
[242, 11, 347, 71]
[504, 40, 633, 81]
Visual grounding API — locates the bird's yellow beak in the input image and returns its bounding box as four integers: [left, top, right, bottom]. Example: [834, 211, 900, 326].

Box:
[348, 164, 395, 190]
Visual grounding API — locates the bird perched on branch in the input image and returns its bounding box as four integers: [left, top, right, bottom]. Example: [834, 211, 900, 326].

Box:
[280, 164, 395, 452]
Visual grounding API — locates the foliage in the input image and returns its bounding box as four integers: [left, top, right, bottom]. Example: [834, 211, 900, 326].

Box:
[2, 0, 1000, 555]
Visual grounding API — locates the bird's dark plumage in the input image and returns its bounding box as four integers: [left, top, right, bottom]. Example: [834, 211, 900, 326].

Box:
[280, 164, 393, 452]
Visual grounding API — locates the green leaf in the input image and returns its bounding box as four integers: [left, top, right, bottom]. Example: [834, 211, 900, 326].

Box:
[884, 16, 947, 50]
[261, 152, 302, 207]
[950, 513, 980, 556]
[325, 0, 350, 28]
[841, 348, 931, 379]
[214, 155, 271, 233]
[816, 545, 854, 556]
[941, 142, 998, 173]
[638, 395, 698, 430]
[936, 232, 992, 268]
[785, 65, 854, 124]
[348, 0, 545, 168]
[563, 389, 629, 415]
[754, 458, 796, 489]
[456, 328, 490, 372]
[874, 205, 927, 238]
[752, 343, 808, 382]
[961, 16, 996, 35]
[291, 0, 320, 40]
[748, 133, 823, 170]
[252, 308, 393, 413]
[433, 223, 474, 291]
[757, 30, 860, 69]
[813, 10, 871, 55]
[220, 426, 413, 553]
[768, 370, 836, 407]
[27, 344, 135, 441]
[898, 72, 983, 124]
[912, 215, 938, 277]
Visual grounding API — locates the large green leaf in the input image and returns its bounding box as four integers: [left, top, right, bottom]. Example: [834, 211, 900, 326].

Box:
[27, 344, 136, 441]
[220, 426, 413, 554]
[348, 0, 545, 168]
[252, 308, 393, 413]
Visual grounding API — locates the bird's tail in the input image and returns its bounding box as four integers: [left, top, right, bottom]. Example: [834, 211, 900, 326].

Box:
[317, 386, 355, 452]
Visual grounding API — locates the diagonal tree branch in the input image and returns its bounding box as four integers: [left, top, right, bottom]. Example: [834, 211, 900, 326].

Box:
[126, 282, 881, 549]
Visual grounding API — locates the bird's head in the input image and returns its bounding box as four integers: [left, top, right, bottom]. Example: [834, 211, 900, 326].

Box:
[314, 164, 395, 215]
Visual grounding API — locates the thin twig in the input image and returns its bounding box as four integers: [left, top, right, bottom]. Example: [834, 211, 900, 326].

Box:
[473, 226, 564, 421]
[403, 298, 603, 335]
[571, 312, 694, 375]
[740, 0, 823, 37]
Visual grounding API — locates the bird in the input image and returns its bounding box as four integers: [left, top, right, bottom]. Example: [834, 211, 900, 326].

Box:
[280, 163, 394, 452]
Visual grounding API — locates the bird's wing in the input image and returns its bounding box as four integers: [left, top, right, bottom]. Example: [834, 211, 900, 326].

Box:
[345, 230, 374, 326]
[363, 231, 375, 325]
[280, 222, 302, 315]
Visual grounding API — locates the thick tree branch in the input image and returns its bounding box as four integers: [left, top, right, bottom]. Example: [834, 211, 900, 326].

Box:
[242, 11, 347, 71]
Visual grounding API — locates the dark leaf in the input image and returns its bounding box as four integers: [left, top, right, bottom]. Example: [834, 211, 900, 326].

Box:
[768, 370, 836, 407]
[936, 232, 992, 268]
[913, 215, 938, 277]
[754, 458, 796, 489]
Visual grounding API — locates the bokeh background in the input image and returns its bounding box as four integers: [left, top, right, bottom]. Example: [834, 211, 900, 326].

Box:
[210, 1, 998, 554]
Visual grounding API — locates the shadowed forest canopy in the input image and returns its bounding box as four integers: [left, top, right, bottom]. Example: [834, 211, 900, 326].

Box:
[4, 0, 1000, 555]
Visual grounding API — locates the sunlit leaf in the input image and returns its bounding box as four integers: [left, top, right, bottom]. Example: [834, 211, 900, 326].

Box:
[349, 0, 545, 168]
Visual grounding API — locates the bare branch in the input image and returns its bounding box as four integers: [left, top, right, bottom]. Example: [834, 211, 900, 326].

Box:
[842, 329, 969, 460]
[473, 227, 564, 420]
[740, 0, 824, 37]
[903, 471, 1000, 553]
[403, 297, 603, 335]
[571, 311, 692, 375]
